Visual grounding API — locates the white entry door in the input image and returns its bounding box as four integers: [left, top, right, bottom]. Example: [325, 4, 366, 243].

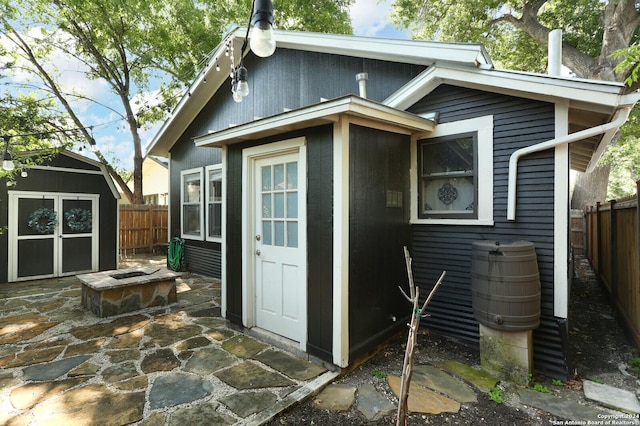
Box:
[247, 140, 307, 345]
[8, 191, 99, 282]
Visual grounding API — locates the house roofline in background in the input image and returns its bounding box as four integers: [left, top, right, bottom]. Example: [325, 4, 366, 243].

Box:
[146, 28, 640, 166]
[145, 29, 491, 157]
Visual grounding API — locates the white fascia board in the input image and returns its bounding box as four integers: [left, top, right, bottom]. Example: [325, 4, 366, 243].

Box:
[274, 30, 493, 68]
[385, 65, 632, 112]
[194, 96, 435, 147]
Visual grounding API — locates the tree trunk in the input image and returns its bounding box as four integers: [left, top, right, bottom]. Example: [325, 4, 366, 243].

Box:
[571, 164, 611, 209]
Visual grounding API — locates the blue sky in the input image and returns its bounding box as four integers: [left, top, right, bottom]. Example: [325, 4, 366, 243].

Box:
[350, 0, 410, 39]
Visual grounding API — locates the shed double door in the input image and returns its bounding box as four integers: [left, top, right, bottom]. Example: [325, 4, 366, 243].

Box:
[8, 192, 99, 282]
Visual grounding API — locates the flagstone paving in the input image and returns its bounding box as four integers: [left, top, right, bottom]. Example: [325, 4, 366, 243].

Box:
[3, 256, 639, 425]
[0, 260, 333, 426]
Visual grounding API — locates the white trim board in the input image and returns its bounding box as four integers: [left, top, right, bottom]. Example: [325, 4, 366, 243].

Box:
[554, 103, 570, 319]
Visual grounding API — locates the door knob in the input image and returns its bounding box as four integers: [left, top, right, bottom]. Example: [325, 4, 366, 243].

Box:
[255, 249, 261, 256]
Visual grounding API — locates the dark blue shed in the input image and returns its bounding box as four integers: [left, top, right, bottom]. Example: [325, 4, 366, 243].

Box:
[0, 150, 119, 283]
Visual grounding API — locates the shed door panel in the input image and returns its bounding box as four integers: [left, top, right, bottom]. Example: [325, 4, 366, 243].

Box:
[15, 196, 56, 279]
[9, 192, 99, 282]
[60, 198, 94, 273]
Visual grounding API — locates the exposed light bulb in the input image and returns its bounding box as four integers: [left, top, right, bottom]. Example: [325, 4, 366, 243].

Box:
[236, 80, 249, 97]
[233, 90, 243, 103]
[2, 136, 13, 171]
[236, 66, 250, 97]
[2, 159, 14, 171]
[250, 22, 276, 58]
[250, 0, 276, 58]
[2, 150, 14, 171]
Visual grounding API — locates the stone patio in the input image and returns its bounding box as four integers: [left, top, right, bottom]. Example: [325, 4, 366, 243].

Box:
[0, 259, 336, 425]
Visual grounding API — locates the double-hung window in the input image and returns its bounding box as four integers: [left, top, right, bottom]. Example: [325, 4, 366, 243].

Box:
[412, 115, 493, 225]
[181, 168, 203, 239]
[206, 165, 223, 241]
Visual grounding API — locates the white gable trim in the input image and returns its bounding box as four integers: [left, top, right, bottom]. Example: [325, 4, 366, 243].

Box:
[385, 65, 632, 113]
[275, 30, 492, 68]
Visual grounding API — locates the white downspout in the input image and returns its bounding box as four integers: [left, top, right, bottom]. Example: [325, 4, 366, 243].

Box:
[507, 106, 631, 221]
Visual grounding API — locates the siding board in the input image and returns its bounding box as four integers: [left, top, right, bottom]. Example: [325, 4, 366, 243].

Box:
[408, 84, 568, 378]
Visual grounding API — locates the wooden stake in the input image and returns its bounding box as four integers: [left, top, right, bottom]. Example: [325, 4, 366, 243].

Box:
[396, 246, 445, 426]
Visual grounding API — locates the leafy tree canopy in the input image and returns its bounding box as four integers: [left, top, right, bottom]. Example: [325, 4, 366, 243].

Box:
[390, 0, 638, 79]
[0, 0, 354, 202]
[390, 0, 640, 201]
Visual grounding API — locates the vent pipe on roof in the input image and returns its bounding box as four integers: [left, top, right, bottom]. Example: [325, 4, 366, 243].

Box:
[356, 73, 368, 98]
[548, 29, 562, 76]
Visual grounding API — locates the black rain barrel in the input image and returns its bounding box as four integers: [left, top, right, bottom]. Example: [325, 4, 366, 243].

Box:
[471, 240, 540, 331]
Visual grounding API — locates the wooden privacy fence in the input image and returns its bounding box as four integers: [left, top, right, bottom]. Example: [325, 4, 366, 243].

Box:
[584, 181, 640, 348]
[119, 204, 168, 254]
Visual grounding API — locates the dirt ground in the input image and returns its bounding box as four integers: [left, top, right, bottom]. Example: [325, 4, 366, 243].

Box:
[266, 256, 640, 425]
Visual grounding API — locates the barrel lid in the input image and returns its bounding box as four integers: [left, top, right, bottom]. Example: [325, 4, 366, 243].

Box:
[472, 240, 535, 253]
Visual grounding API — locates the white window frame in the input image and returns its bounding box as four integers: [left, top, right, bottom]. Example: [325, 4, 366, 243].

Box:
[180, 167, 204, 240]
[411, 115, 494, 226]
[205, 164, 223, 242]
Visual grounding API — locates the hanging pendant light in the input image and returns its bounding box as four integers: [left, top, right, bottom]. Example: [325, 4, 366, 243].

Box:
[2, 136, 14, 171]
[236, 66, 250, 97]
[250, 0, 276, 58]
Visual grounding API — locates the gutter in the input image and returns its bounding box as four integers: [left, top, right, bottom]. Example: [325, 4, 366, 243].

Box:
[507, 106, 631, 221]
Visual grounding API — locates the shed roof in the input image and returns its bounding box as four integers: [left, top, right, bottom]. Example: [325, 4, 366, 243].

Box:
[18, 149, 120, 199]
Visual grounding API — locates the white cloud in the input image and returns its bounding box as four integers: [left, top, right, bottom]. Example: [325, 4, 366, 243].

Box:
[3, 27, 111, 112]
[350, 0, 408, 38]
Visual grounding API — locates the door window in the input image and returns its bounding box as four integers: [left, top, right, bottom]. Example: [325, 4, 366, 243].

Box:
[261, 161, 298, 248]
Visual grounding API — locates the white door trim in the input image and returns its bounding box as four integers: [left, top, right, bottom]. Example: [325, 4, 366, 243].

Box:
[241, 137, 307, 350]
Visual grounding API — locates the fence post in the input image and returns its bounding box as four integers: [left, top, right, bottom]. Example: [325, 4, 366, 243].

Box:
[596, 202, 602, 283]
[582, 208, 588, 259]
[585, 206, 592, 261]
[610, 199, 617, 310]
[148, 204, 153, 253]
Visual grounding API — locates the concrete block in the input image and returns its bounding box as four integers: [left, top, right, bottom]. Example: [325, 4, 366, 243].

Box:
[479, 324, 533, 385]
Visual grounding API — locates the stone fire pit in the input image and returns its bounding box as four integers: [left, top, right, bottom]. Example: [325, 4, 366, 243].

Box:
[77, 266, 180, 317]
